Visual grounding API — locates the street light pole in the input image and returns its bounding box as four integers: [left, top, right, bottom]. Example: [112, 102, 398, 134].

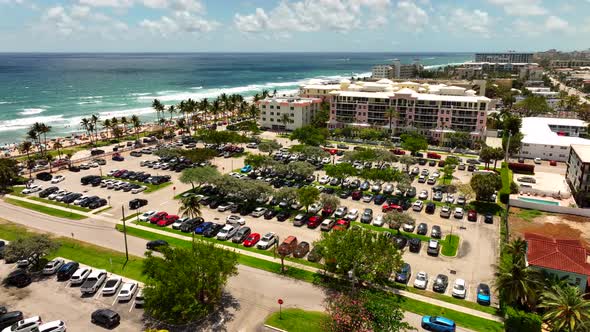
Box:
[121, 205, 129, 263]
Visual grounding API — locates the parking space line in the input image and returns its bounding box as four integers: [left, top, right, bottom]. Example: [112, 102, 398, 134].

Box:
[112, 296, 119, 306]
[129, 300, 136, 312]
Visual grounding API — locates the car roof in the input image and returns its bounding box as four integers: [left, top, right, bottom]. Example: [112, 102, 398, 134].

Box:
[434, 316, 455, 325]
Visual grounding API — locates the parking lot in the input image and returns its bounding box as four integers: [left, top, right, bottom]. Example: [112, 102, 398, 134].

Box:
[21, 136, 500, 307]
[0, 261, 144, 331]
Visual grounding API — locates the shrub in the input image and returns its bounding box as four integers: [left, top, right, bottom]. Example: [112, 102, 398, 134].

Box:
[504, 306, 542, 332]
[508, 162, 535, 174]
[499, 192, 510, 204]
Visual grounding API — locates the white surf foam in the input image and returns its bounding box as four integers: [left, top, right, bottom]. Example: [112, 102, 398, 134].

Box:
[19, 108, 46, 115]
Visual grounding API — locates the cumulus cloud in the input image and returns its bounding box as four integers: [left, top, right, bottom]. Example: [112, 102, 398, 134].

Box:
[78, 0, 203, 12]
[446, 8, 491, 37]
[544, 15, 569, 32]
[140, 10, 218, 36]
[234, 0, 391, 34]
[40, 4, 128, 36]
[487, 0, 547, 16]
[394, 0, 429, 32]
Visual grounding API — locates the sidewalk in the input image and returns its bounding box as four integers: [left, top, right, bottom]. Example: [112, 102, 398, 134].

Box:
[4, 194, 503, 323]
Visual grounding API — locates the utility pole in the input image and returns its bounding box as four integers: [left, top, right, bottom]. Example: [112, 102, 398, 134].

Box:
[504, 132, 512, 163]
[121, 205, 129, 263]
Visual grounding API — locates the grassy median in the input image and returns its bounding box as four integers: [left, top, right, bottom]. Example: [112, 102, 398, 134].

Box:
[265, 309, 328, 332]
[441, 234, 460, 257]
[4, 198, 87, 220]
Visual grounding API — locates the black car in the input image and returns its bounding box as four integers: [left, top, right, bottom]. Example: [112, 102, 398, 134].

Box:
[433, 274, 449, 293]
[62, 193, 82, 204]
[392, 235, 408, 249]
[431, 225, 442, 239]
[81, 175, 101, 185]
[418, 158, 427, 165]
[146, 240, 168, 251]
[203, 223, 223, 237]
[417, 223, 428, 235]
[0, 311, 24, 330]
[180, 218, 203, 233]
[425, 202, 436, 214]
[90, 177, 102, 186]
[36, 172, 52, 181]
[87, 198, 107, 209]
[129, 198, 148, 210]
[307, 246, 323, 262]
[276, 211, 290, 222]
[484, 214, 494, 224]
[39, 186, 59, 198]
[409, 238, 422, 253]
[395, 263, 412, 284]
[428, 160, 436, 166]
[373, 194, 386, 205]
[209, 199, 221, 209]
[6, 269, 31, 287]
[91, 309, 120, 328]
[339, 190, 351, 199]
[322, 187, 335, 194]
[80, 196, 100, 208]
[69, 166, 80, 172]
[57, 261, 80, 281]
[405, 187, 416, 198]
[232, 226, 251, 243]
[264, 209, 278, 220]
[90, 149, 105, 156]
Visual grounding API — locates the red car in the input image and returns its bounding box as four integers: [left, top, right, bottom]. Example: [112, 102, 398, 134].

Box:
[332, 219, 350, 231]
[351, 190, 362, 200]
[158, 214, 178, 227]
[113, 169, 127, 177]
[149, 211, 168, 224]
[467, 210, 478, 222]
[243, 233, 261, 247]
[390, 148, 406, 155]
[427, 152, 441, 159]
[382, 203, 403, 213]
[307, 216, 323, 229]
[549, 160, 557, 166]
[321, 206, 334, 217]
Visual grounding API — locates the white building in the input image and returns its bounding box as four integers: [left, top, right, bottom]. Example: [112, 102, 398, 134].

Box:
[372, 65, 393, 79]
[519, 117, 590, 162]
[515, 87, 561, 109]
[566, 145, 590, 207]
[475, 52, 533, 63]
[257, 97, 322, 131]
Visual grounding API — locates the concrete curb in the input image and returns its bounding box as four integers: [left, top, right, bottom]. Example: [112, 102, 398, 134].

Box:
[263, 324, 288, 332]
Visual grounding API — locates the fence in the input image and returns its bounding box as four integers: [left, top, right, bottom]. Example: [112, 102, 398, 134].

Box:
[517, 185, 572, 199]
[509, 197, 590, 217]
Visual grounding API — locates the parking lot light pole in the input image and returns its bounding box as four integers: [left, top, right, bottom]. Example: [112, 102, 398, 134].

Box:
[121, 205, 129, 263]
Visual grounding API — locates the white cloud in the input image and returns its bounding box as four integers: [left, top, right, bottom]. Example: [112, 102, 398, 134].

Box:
[234, 0, 391, 34]
[77, 0, 203, 12]
[394, 1, 429, 32]
[40, 4, 129, 36]
[544, 15, 569, 32]
[446, 8, 491, 37]
[487, 0, 547, 16]
[141, 11, 218, 36]
[78, 0, 134, 7]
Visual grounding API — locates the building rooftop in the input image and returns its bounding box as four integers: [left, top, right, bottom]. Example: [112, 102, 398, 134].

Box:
[520, 117, 590, 146]
[571, 144, 590, 163]
[525, 233, 590, 277]
[258, 97, 321, 105]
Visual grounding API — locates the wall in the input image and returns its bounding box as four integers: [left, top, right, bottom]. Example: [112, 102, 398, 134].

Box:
[509, 197, 590, 216]
[519, 143, 570, 162]
[530, 267, 588, 293]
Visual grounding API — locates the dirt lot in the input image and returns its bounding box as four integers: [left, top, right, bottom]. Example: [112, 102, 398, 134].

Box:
[0, 262, 144, 331]
[509, 208, 590, 246]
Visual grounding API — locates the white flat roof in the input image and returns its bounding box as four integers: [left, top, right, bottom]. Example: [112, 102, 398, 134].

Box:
[571, 144, 590, 163]
[521, 117, 590, 146]
[330, 89, 488, 102]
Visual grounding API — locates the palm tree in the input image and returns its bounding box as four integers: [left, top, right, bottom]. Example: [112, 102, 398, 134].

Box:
[26, 128, 40, 154]
[18, 141, 33, 179]
[38, 123, 51, 155]
[167, 105, 176, 125]
[211, 99, 221, 122]
[53, 141, 63, 160]
[178, 194, 202, 219]
[130, 115, 141, 140]
[90, 114, 99, 142]
[199, 98, 210, 124]
[494, 255, 543, 310]
[102, 119, 112, 139]
[539, 284, 590, 332]
[80, 118, 92, 143]
[248, 104, 258, 119]
[120, 116, 128, 136]
[261, 89, 270, 99]
[152, 99, 165, 127]
[45, 154, 55, 173]
[253, 93, 261, 103]
[385, 107, 399, 135]
[505, 238, 528, 263]
[280, 113, 292, 133]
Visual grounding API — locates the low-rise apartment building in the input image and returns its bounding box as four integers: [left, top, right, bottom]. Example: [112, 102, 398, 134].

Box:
[550, 59, 590, 69]
[371, 59, 422, 79]
[257, 97, 322, 131]
[519, 117, 590, 162]
[566, 144, 590, 207]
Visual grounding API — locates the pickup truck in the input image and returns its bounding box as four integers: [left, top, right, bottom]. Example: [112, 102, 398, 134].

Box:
[81, 270, 107, 294]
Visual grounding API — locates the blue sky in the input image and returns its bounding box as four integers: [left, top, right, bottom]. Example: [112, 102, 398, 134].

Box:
[0, 0, 588, 52]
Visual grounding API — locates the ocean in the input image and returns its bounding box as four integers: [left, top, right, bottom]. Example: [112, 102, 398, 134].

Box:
[0, 52, 472, 145]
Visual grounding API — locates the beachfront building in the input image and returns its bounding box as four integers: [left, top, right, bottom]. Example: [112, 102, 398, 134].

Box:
[372, 65, 393, 79]
[371, 59, 422, 79]
[257, 97, 322, 131]
[550, 59, 590, 69]
[475, 52, 533, 63]
[460, 62, 536, 75]
[325, 79, 490, 145]
[525, 233, 590, 292]
[519, 117, 590, 162]
[566, 144, 590, 207]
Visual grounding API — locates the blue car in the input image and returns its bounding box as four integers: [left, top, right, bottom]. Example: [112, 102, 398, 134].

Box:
[195, 222, 213, 235]
[240, 165, 252, 173]
[421, 316, 456, 332]
[476, 283, 491, 305]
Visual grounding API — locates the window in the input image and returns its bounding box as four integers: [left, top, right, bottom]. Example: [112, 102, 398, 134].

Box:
[262, 111, 266, 115]
[270, 118, 274, 122]
[290, 113, 294, 117]
[277, 106, 281, 110]
[290, 107, 294, 110]
[262, 105, 266, 109]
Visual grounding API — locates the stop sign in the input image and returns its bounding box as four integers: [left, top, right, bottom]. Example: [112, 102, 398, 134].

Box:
[278, 299, 283, 305]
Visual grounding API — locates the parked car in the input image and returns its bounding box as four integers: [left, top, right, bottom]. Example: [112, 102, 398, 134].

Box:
[51, 175, 65, 184]
[57, 261, 80, 281]
[453, 207, 464, 219]
[417, 223, 428, 235]
[1, 316, 42, 332]
[439, 206, 451, 218]
[452, 279, 467, 299]
[409, 238, 421, 253]
[5, 269, 31, 288]
[42, 258, 65, 275]
[293, 213, 308, 227]
[476, 283, 491, 305]
[203, 223, 223, 237]
[412, 200, 424, 212]
[334, 206, 348, 219]
[293, 241, 310, 258]
[70, 267, 92, 285]
[276, 211, 291, 221]
[432, 274, 449, 293]
[395, 263, 412, 284]
[129, 198, 148, 210]
[91, 309, 120, 328]
[226, 215, 246, 225]
[102, 276, 122, 295]
[117, 282, 138, 301]
[138, 211, 156, 222]
[243, 233, 261, 247]
[332, 219, 350, 231]
[360, 208, 373, 224]
[372, 214, 384, 227]
[38, 320, 66, 332]
[232, 226, 251, 244]
[427, 240, 440, 256]
[414, 271, 429, 289]
[484, 214, 494, 224]
[431, 225, 442, 239]
[217, 225, 239, 241]
[81, 270, 107, 294]
[146, 240, 168, 251]
[251, 207, 267, 217]
[257, 232, 277, 250]
[307, 215, 323, 229]
[467, 210, 477, 222]
[421, 316, 456, 332]
[345, 209, 359, 221]
[425, 202, 436, 214]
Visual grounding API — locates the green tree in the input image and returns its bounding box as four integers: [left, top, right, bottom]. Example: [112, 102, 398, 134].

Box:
[197, 130, 248, 145]
[400, 133, 428, 156]
[3, 234, 60, 268]
[287, 161, 315, 178]
[324, 163, 357, 180]
[446, 131, 472, 149]
[385, 107, 399, 134]
[311, 101, 330, 128]
[503, 132, 524, 155]
[494, 254, 543, 311]
[395, 173, 412, 194]
[0, 159, 20, 191]
[320, 194, 340, 212]
[383, 211, 415, 234]
[398, 155, 417, 172]
[290, 126, 329, 146]
[539, 284, 590, 332]
[152, 99, 165, 126]
[257, 140, 282, 155]
[503, 114, 522, 136]
[178, 194, 202, 219]
[514, 95, 551, 116]
[315, 227, 403, 285]
[274, 187, 298, 204]
[470, 173, 502, 201]
[441, 164, 455, 184]
[297, 186, 320, 212]
[294, 145, 330, 161]
[455, 182, 475, 206]
[142, 244, 238, 324]
[505, 237, 528, 264]
[244, 154, 275, 169]
[179, 166, 220, 190]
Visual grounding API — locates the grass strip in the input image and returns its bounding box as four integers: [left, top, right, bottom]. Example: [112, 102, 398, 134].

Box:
[92, 206, 113, 214]
[404, 287, 499, 316]
[131, 221, 322, 269]
[122, 212, 141, 221]
[9, 186, 26, 197]
[4, 198, 87, 220]
[116, 224, 317, 282]
[0, 220, 145, 282]
[28, 196, 90, 212]
[441, 234, 460, 257]
[265, 309, 328, 332]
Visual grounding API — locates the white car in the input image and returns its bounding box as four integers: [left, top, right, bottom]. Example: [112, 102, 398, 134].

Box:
[217, 225, 239, 240]
[452, 279, 467, 298]
[135, 288, 144, 306]
[22, 185, 42, 194]
[217, 202, 235, 212]
[51, 175, 65, 183]
[533, 157, 542, 164]
[55, 191, 70, 202]
[107, 169, 119, 176]
[372, 215, 384, 227]
[454, 207, 464, 218]
[102, 276, 122, 295]
[318, 176, 331, 185]
[432, 171, 440, 178]
[403, 222, 415, 232]
[418, 190, 428, 200]
[446, 194, 455, 204]
[345, 209, 359, 221]
[257, 232, 277, 250]
[70, 267, 92, 285]
[48, 190, 66, 200]
[117, 282, 138, 301]
[100, 180, 112, 188]
[73, 195, 88, 205]
[413, 271, 429, 289]
[42, 258, 65, 275]
[171, 217, 188, 230]
[3, 316, 42, 332]
[308, 203, 322, 214]
[131, 186, 147, 194]
[412, 200, 424, 212]
[251, 207, 267, 217]
[226, 215, 245, 225]
[139, 211, 156, 222]
[38, 320, 66, 332]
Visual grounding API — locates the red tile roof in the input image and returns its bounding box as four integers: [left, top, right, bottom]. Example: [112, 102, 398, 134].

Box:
[525, 233, 590, 276]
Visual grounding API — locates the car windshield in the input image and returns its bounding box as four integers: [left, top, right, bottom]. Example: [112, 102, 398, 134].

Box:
[105, 279, 118, 287]
[455, 284, 465, 290]
[478, 286, 490, 295]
